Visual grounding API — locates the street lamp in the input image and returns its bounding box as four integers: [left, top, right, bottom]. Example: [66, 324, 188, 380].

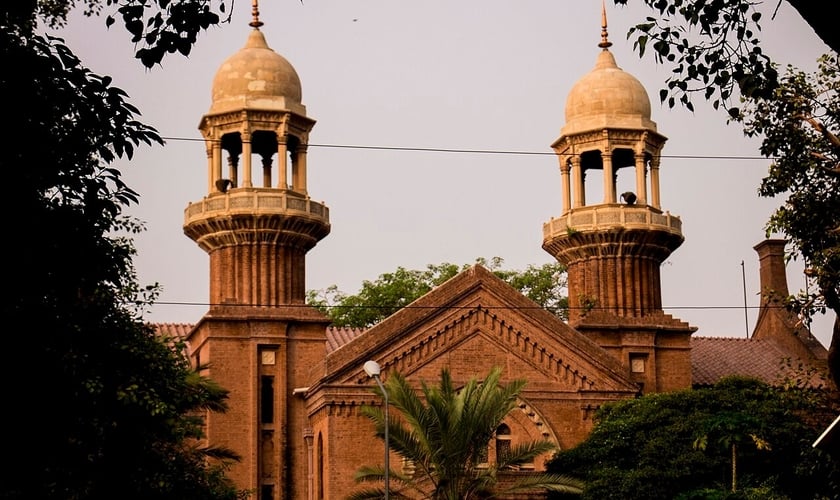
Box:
[363, 360, 389, 500]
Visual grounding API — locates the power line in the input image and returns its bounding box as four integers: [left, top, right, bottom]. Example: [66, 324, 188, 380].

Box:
[159, 135, 774, 161]
[144, 300, 785, 312]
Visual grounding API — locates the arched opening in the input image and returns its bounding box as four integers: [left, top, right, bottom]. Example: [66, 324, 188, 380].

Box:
[579, 149, 603, 206]
[613, 148, 637, 205]
[495, 423, 512, 465]
[252, 130, 278, 188]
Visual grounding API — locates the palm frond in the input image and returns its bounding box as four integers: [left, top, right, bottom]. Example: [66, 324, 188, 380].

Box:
[352, 366, 583, 498]
[500, 472, 585, 495]
[496, 440, 558, 469]
[345, 487, 413, 500]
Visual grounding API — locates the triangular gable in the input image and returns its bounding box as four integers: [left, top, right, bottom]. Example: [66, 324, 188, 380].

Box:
[316, 264, 638, 394]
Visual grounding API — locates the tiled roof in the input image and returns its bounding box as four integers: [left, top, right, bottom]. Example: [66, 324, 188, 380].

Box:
[691, 336, 829, 388]
[153, 323, 194, 341]
[326, 326, 366, 353]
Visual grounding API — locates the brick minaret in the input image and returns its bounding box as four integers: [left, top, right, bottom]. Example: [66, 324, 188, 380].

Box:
[184, 3, 330, 498]
[542, 4, 695, 393]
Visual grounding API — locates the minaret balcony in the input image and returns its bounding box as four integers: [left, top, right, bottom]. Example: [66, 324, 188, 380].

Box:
[544, 204, 681, 239]
[543, 204, 684, 264]
[185, 187, 329, 223]
[183, 188, 330, 252]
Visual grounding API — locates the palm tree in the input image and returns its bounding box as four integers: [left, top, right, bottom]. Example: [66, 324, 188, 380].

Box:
[348, 366, 583, 499]
[693, 411, 772, 492]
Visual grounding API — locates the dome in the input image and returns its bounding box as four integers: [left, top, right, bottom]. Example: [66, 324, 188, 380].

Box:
[562, 48, 656, 135]
[209, 28, 303, 115]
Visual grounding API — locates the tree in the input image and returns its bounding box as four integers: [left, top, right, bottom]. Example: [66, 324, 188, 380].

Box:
[614, 0, 838, 115]
[546, 376, 840, 500]
[692, 411, 772, 493]
[6, 1, 232, 67]
[2, 10, 244, 500]
[740, 55, 840, 389]
[349, 366, 584, 499]
[307, 258, 568, 328]
[615, 0, 840, 387]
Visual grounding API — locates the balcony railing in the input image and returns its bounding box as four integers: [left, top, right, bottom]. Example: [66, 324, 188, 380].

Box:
[543, 204, 681, 240]
[184, 188, 330, 225]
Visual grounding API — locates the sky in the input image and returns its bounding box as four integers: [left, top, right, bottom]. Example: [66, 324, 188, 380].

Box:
[54, 0, 834, 346]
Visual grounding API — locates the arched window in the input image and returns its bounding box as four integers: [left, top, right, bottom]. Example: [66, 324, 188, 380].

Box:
[495, 424, 511, 465]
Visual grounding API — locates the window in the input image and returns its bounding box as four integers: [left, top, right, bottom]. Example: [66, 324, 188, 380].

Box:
[476, 442, 488, 466]
[260, 485, 273, 500]
[261, 376, 274, 423]
[495, 424, 511, 464]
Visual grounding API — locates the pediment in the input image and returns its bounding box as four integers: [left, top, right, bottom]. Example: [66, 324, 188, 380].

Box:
[317, 265, 637, 395]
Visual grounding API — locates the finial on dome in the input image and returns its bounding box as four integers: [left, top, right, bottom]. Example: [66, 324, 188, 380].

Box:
[599, 0, 612, 49]
[250, 0, 264, 28]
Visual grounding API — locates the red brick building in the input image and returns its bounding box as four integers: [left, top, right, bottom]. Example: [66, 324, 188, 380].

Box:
[155, 5, 830, 499]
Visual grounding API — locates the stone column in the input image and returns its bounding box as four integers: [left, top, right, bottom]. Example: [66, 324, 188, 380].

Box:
[242, 132, 253, 188]
[560, 156, 571, 214]
[571, 154, 584, 208]
[278, 136, 288, 189]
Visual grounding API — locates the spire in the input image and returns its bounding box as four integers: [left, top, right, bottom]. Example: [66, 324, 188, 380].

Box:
[599, 0, 612, 49]
[250, 0, 264, 28]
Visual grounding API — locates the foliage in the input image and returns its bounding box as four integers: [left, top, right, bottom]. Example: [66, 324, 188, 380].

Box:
[307, 258, 568, 328]
[349, 367, 583, 499]
[614, 0, 838, 116]
[616, 0, 776, 115]
[2, 15, 243, 500]
[739, 55, 840, 377]
[546, 376, 840, 500]
[692, 410, 772, 492]
[616, 0, 840, 386]
[3, 0, 232, 67]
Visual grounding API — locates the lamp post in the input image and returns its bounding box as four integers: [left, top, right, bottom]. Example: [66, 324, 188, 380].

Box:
[363, 360, 389, 500]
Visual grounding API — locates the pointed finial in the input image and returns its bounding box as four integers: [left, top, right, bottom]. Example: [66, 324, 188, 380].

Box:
[599, 0, 612, 49]
[250, 0, 264, 28]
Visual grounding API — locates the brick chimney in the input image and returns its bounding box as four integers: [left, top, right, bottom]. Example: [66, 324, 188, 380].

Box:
[751, 239, 796, 342]
[754, 239, 789, 304]
[751, 239, 829, 362]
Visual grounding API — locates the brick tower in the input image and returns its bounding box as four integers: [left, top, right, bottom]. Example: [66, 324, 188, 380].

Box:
[183, 3, 330, 498]
[542, 5, 695, 393]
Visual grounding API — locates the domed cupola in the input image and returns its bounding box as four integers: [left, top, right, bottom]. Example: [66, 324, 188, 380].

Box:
[209, 27, 304, 115]
[562, 45, 656, 136]
[542, 4, 694, 393]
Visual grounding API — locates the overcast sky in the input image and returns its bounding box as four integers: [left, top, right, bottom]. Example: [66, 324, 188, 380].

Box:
[54, 0, 834, 346]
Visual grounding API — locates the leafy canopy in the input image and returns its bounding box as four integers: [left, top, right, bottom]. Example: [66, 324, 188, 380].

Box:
[617, 0, 840, 387]
[740, 55, 840, 339]
[615, 0, 839, 116]
[547, 376, 840, 500]
[5, 0, 233, 67]
[2, 10, 244, 500]
[307, 258, 568, 328]
[349, 366, 583, 499]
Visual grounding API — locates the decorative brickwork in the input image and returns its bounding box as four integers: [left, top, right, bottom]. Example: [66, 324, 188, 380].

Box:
[163, 9, 830, 498]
